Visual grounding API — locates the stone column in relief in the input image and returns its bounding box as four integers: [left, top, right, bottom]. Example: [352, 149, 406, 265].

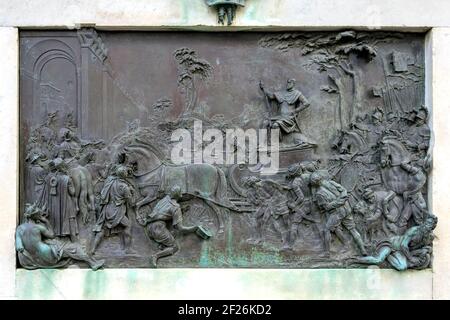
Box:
[77, 28, 108, 139]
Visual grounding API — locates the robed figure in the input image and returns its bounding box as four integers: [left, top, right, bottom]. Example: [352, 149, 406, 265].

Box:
[38, 158, 79, 241]
[25, 152, 47, 204]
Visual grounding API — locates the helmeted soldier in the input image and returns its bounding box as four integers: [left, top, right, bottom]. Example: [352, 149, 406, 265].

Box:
[310, 171, 367, 256]
[403, 106, 430, 161]
[367, 106, 386, 147]
[286, 161, 320, 246]
[397, 161, 428, 229]
[90, 164, 135, 255]
[264, 180, 292, 250]
[353, 188, 397, 241]
[242, 176, 272, 245]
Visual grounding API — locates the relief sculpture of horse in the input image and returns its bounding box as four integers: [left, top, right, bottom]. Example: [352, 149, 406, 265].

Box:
[122, 142, 239, 233]
[379, 136, 429, 231]
[379, 136, 427, 195]
[329, 129, 372, 204]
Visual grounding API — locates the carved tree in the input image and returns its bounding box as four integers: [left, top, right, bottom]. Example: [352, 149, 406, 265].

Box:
[260, 31, 402, 130]
[173, 48, 213, 116]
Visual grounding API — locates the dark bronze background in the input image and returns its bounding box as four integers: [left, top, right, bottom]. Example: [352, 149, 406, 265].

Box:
[18, 30, 434, 269]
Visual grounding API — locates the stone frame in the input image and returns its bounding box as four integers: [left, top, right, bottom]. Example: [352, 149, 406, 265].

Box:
[1, 0, 450, 299]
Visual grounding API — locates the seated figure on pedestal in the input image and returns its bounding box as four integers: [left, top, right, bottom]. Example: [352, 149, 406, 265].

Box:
[260, 78, 316, 149]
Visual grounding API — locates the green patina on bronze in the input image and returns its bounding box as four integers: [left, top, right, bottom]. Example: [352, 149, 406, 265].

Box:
[17, 29, 433, 272]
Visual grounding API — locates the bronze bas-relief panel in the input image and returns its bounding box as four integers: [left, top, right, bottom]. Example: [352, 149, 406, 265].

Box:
[18, 30, 435, 270]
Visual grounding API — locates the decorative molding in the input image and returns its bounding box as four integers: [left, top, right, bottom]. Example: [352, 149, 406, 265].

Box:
[77, 28, 108, 62]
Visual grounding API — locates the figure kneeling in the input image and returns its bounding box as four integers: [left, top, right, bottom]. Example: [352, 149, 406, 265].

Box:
[138, 185, 212, 268]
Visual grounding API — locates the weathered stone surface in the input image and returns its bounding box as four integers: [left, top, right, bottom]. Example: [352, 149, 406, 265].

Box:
[429, 28, 450, 300]
[1, 0, 450, 300]
[1, 0, 450, 29]
[0, 27, 18, 299]
[15, 268, 432, 300]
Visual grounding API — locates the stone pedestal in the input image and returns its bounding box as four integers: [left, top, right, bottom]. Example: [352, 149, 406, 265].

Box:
[1, 0, 450, 299]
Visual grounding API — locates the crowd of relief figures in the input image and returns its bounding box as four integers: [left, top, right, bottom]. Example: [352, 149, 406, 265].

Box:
[17, 30, 435, 270]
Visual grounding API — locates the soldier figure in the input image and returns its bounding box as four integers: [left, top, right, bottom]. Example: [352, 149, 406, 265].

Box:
[244, 177, 292, 250]
[138, 186, 211, 268]
[242, 176, 271, 245]
[90, 165, 136, 255]
[403, 106, 431, 160]
[397, 161, 428, 229]
[286, 161, 321, 247]
[265, 180, 292, 251]
[366, 106, 385, 147]
[310, 172, 367, 256]
[353, 188, 397, 241]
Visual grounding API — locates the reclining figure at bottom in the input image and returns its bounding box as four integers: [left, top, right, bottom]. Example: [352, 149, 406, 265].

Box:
[16, 203, 104, 270]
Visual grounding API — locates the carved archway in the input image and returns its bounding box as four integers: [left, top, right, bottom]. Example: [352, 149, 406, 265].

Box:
[24, 39, 81, 128]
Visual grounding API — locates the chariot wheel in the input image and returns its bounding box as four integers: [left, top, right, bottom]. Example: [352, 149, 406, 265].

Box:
[182, 199, 222, 237]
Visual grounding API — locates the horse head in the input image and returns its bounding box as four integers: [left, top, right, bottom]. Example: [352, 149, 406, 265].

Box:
[119, 141, 166, 177]
[379, 136, 411, 167]
[339, 130, 367, 155]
